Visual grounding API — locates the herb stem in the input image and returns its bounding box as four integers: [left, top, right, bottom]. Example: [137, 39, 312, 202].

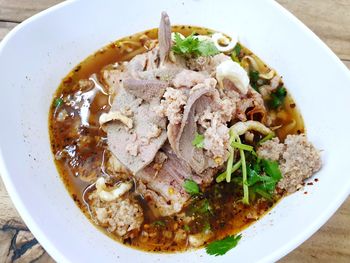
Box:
[234, 133, 249, 205]
[231, 141, 254, 152]
[216, 160, 242, 183]
[225, 130, 236, 183]
[257, 133, 275, 145]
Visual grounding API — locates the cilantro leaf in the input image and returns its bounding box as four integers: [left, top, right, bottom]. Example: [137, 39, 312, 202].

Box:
[246, 156, 283, 200]
[206, 234, 242, 256]
[262, 159, 282, 181]
[249, 70, 260, 91]
[197, 40, 220, 56]
[172, 32, 219, 57]
[247, 166, 273, 186]
[257, 133, 275, 145]
[269, 86, 287, 109]
[192, 132, 204, 148]
[183, 179, 200, 195]
[172, 33, 199, 55]
[231, 43, 242, 62]
[249, 70, 259, 82]
[233, 43, 241, 56]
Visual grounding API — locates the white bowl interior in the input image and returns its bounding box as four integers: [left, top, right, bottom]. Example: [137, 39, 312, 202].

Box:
[0, 0, 349, 262]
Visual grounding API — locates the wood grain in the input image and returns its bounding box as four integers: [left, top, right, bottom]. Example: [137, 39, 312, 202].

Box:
[277, 0, 350, 60]
[0, 179, 55, 263]
[344, 60, 350, 69]
[280, 198, 350, 263]
[0, 0, 61, 22]
[0, 0, 349, 262]
[0, 21, 16, 41]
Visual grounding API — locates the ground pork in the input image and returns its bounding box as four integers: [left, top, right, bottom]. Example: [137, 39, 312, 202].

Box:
[186, 53, 230, 73]
[159, 87, 188, 124]
[256, 137, 284, 161]
[194, 90, 235, 163]
[257, 134, 322, 193]
[203, 124, 230, 163]
[89, 191, 144, 238]
[186, 56, 211, 71]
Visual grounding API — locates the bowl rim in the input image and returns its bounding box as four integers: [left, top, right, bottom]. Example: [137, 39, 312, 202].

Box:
[0, 0, 349, 262]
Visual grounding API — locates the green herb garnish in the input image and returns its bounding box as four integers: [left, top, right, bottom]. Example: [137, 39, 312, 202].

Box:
[262, 159, 282, 181]
[246, 157, 282, 200]
[183, 225, 190, 231]
[198, 199, 213, 214]
[224, 130, 249, 204]
[249, 70, 260, 91]
[197, 40, 220, 56]
[270, 86, 287, 109]
[183, 179, 200, 195]
[206, 234, 242, 256]
[216, 159, 242, 183]
[257, 133, 275, 145]
[231, 141, 254, 152]
[231, 43, 241, 62]
[238, 135, 249, 205]
[249, 70, 259, 82]
[192, 132, 205, 148]
[225, 130, 236, 183]
[234, 43, 241, 56]
[54, 98, 63, 107]
[218, 128, 282, 202]
[172, 32, 219, 57]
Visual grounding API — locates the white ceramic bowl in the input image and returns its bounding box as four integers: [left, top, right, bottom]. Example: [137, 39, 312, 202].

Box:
[0, 0, 349, 262]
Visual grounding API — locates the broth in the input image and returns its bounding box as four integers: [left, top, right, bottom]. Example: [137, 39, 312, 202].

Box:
[49, 26, 304, 252]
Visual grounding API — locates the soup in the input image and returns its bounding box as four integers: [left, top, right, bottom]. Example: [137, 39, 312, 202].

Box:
[49, 12, 321, 255]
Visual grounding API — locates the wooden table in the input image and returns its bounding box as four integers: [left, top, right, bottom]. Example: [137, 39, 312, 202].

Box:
[0, 0, 349, 262]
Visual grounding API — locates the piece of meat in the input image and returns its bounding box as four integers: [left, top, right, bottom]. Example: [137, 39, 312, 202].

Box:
[257, 134, 322, 193]
[234, 86, 266, 122]
[167, 80, 219, 174]
[186, 56, 211, 72]
[123, 78, 167, 102]
[135, 144, 215, 217]
[186, 53, 230, 72]
[101, 61, 130, 95]
[159, 87, 188, 125]
[127, 47, 160, 74]
[256, 137, 284, 161]
[172, 69, 209, 88]
[106, 79, 168, 174]
[89, 191, 144, 238]
[194, 94, 236, 164]
[158, 11, 172, 64]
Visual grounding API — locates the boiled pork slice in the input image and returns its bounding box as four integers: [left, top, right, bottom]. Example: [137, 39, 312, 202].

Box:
[106, 79, 168, 174]
[167, 79, 220, 174]
[135, 144, 215, 217]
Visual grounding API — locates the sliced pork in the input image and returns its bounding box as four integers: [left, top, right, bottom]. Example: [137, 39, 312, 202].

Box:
[135, 144, 214, 217]
[158, 11, 172, 64]
[106, 79, 168, 174]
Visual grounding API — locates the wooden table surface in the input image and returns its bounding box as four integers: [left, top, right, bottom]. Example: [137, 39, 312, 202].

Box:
[0, 0, 349, 262]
